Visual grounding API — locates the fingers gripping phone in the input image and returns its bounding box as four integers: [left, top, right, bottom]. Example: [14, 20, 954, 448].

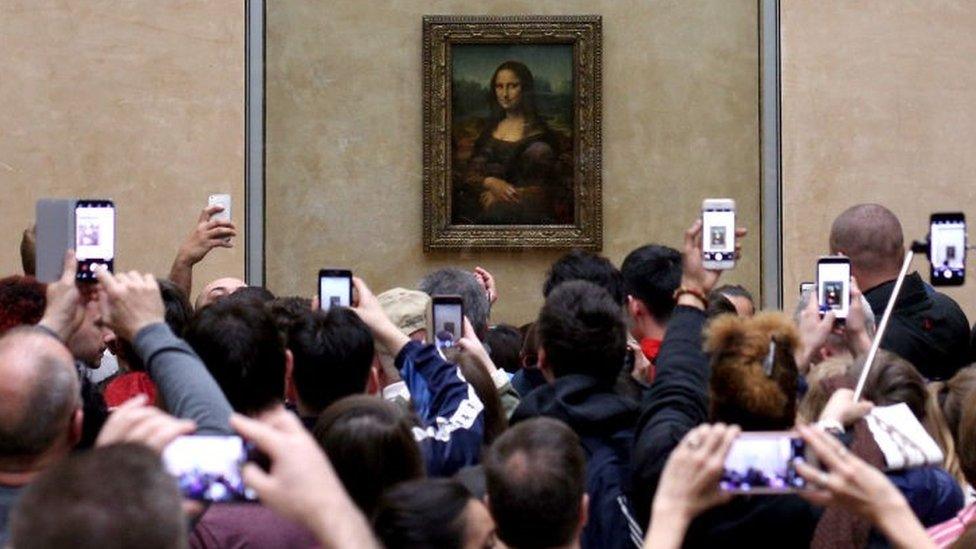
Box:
[162, 435, 258, 502]
[817, 256, 851, 320]
[74, 199, 115, 281]
[720, 432, 808, 494]
[929, 213, 966, 286]
[208, 194, 232, 222]
[702, 199, 737, 270]
[432, 295, 464, 351]
[318, 269, 353, 312]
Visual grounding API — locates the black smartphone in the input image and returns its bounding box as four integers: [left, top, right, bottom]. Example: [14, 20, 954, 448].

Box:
[162, 435, 258, 502]
[929, 213, 966, 286]
[74, 199, 115, 282]
[720, 432, 808, 494]
[816, 256, 851, 320]
[318, 269, 353, 311]
[431, 295, 464, 351]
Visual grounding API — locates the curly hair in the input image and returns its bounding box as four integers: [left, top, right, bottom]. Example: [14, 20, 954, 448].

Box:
[0, 276, 46, 336]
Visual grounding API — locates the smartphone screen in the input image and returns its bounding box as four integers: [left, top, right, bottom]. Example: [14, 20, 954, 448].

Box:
[702, 199, 736, 269]
[74, 200, 115, 281]
[817, 257, 851, 319]
[318, 269, 352, 311]
[720, 433, 807, 494]
[432, 296, 464, 351]
[930, 213, 966, 286]
[162, 436, 257, 502]
[799, 282, 815, 296]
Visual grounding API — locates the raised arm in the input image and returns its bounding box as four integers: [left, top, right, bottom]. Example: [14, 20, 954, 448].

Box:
[168, 205, 237, 300]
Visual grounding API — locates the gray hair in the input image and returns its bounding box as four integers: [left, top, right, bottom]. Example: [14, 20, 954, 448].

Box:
[794, 290, 876, 355]
[418, 268, 490, 340]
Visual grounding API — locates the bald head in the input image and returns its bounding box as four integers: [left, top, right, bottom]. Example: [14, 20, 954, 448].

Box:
[0, 327, 79, 469]
[830, 204, 904, 280]
[195, 277, 247, 310]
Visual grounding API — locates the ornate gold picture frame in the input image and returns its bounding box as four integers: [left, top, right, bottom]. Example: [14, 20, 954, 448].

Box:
[423, 15, 602, 251]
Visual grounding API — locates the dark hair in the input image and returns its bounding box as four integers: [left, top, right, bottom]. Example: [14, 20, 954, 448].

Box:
[706, 293, 738, 319]
[266, 296, 313, 345]
[520, 322, 540, 369]
[484, 417, 584, 548]
[851, 350, 928, 422]
[544, 250, 624, 306]
[714, 284, 755, 303]
[487, 60, 539, 123]
[620, 245, 681, 322]
[453, 353, 507, 446]
[0, 276, 46, 336]
[314, 396, 424, 517]
[419, 268, 490, 340]
[288, 308, 375, 415]
[158, 279, 193, 338]
[934, 366, 976, 442]
[485, 324, 523, 374]
[225, 285, 276, 305]
[184, 299, 285, 415]
[373, 478, 473, 549]
[10, 444, 183, 549]
[956, 391, 976, 488]
[537, 280, 626, 386]
[0, 327, 79, 461]
[20, 225, 36, 276]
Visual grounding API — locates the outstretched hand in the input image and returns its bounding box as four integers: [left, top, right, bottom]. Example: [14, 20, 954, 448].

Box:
[96, 395, 196, 451]
[795, 287, 837, 374]
[177, 205, 237, 265]
[351, 277, 410, 357]
[38, 250, 86, 341]
[95, 269, 165, 342]
[473, 267, 498, 305]
[679, 219, 747, 301]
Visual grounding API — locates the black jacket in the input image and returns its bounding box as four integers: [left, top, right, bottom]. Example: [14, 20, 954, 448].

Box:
[512, 374, 643, 549]
[629, 306, 822, 548]
[864, 273, 970, 380]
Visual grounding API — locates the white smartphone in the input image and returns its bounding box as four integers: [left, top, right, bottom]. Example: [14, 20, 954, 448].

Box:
[74, 199, 115, 282]
[720, 432, 808, 494]
[817, 256, 851, 320]
[208, 194, 232, 222]
[702, 198, 737, 270]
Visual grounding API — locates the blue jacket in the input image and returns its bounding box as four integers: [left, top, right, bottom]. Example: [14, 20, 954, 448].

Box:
[888, 467, 964, 527]
[396, 341, 485, 477]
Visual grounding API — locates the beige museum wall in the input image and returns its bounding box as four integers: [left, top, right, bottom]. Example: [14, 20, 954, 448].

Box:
[0, 1, 245, 291]
[266, 0, 761, 325]
[782, 1, 976, 320]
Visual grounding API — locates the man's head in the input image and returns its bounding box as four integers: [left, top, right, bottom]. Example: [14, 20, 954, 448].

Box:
[20, 224, 36, 276]
[419, 269, 489, 340]
[544, 250, 624, 306]
[793, 290, 876, 365]
[0, 276, 46, 336]
[0, 327, 81, 475]
[66, 299, 110, 368]
[184, 299, 285, 415]
[10, 443, 184, 549]
[620, 244, 681, 339]
[194, 277, 247, 310]
[537, 280, 626, 386]
[712, 284, 756, 317]
[377, 287, 430, 342]
[829, 204, 905, 287]
[287, 308, 375, 416]
[484, 417, 587, 549]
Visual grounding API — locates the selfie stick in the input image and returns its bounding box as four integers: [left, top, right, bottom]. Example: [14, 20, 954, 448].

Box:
[852, 245, 923, 401]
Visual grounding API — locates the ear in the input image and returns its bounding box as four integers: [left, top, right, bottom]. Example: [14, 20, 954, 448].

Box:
[538, 347, 556, 384]
[578, 493, 590, 531]
[818, 346, 833, 362]
[69, 408, 84, 447]
[626, 295, 640, 319]
[284, 349, 297, 402]
[366, 366, 381, 395]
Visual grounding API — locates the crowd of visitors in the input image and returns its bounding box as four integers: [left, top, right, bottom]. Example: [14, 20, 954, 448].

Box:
[2, 201, 976, 549]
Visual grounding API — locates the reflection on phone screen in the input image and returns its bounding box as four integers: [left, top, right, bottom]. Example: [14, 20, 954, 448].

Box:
[817, 262, 850, 317]
[931, 218, 966, 282]
[75, 202, 115, 280]
[162, 436, 257, 502]
[319, 277, 351, 311]
[703, 208, 735, 262]
[721, 436, 806, 493]
[434, 304, 463, 351]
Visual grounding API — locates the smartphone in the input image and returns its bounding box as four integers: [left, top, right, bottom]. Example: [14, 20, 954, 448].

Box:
[720, 432, 808, 494]
[799, 282, 815, 296]
[702, 199, 737, 270]
[35, 199, 75, 283]
[817, 256, 851, 320]
[432, 295, 464, 351]
[929, 213, 966, 286]
[162, 435, 258, 502]
[208, 194, 232, 222]
[318, 269, 353, 311]
[74, 199, 115, 282]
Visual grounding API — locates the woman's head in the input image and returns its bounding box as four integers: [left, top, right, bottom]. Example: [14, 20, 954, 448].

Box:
[933, 365, 976, 443]
[314, 395, 424, 517]
[850, 350, 928, 421]
[706, 312, 800, 430]
[488, 61, 537, 119]
[372, 478, 497, 549]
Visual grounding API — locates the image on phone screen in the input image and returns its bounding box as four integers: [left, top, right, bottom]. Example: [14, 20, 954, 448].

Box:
[702, 205, 736, 265]
[433, 301, 463, 351]
[817, 259, 850, 318]
[318, 270, 352, 311]
[930, 214, 966, 286]
[721, 434, 807, 493]
[162, 436, 257, 502]
[75, 200, 115, 281]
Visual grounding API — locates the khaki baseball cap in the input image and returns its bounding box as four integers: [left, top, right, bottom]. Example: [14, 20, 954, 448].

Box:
[377, 287, 430, 337]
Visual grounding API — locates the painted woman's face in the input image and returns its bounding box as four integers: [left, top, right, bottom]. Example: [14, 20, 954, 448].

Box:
[494, 69, 522, 111]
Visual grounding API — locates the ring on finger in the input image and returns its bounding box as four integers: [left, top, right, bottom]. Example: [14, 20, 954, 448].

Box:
[686, 436, 702, 449]
[817, 471, 830, 487]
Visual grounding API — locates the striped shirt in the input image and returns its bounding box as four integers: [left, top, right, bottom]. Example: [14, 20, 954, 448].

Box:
[928, 502, 976, 548]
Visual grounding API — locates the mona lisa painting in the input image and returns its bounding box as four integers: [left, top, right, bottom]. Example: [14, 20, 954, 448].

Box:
[423, 16, 602, 250]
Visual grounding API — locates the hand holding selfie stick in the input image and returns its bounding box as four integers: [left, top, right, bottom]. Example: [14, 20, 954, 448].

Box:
[852, 241, 929, 401]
